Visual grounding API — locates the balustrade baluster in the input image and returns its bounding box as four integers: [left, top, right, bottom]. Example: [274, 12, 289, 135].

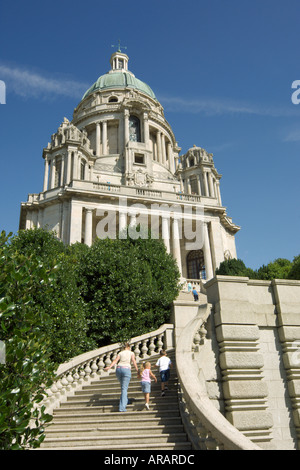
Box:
[72, 368, 80, 387]
[98, 354, 105, 373]
[78, 366, 86, 384]
[157, 334, 164, 351]
[90, 359, 98, 378]
[134, 341, 141, 360]
[141, 340, 148, 358]
[104, 353, 112, 369]
[149, 337, 156, 355]
[84, 361, 92, 380]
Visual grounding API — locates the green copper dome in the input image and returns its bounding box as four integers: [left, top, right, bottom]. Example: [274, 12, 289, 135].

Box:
[82, 71, 156, 101]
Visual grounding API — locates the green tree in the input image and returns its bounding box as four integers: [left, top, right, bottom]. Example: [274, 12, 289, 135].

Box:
[288, 255, 300, 280]
[10, 228, 96, 363]
[0, 231, 55, 449]
[73, 232, 180, 346]
[256, 258, 292, 280]
[215, 258, 257, 278]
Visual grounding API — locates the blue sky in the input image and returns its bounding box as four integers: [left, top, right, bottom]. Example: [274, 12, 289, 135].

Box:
[0, 0, 299, 270]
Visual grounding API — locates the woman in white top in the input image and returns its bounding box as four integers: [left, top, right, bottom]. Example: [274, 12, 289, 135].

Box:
[104, 343, 138, 412]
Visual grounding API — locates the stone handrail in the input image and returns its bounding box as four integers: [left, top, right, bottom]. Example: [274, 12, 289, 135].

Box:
[176, 304, 261, 450]
[41, 323, 174, 414]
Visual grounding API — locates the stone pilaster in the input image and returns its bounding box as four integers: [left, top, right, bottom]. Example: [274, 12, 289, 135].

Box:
[206, 276, 273, 447]
[273, 279, 300, 449]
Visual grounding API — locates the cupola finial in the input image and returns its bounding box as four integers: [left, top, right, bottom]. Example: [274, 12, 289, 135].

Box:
[111, 39, 127, 53]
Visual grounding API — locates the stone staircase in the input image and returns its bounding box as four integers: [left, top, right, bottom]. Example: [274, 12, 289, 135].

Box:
[40, 351, 192, 450]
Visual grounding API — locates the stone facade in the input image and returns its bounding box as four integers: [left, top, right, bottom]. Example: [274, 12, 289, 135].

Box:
[19, 51, 239, 281]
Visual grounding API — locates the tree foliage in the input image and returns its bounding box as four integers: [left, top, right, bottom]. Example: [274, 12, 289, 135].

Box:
[0, 231, 55, 449]
[0, 227, 181, 449]
[216, 256, 300, 280]
[73, 232, 181, 345]
[9, 228, 95, 363]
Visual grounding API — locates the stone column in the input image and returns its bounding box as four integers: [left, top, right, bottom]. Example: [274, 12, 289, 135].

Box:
[187, 177, 191, 195]
[102, 120, 107, 155]
[72, 151, 78, 180]
[119, 210, 127, 236]
[143, 112, 149, 146]
[84, 208, 93, 246]
[50, 158, 56, 189]
[69, 203, 83, 244]
[172, 215, 182, 275]
[118, 115, 124, 154]
[161, 134, 166, 165]
[124, 110, 129, 145]
[203, 171, 209, 196]
[216, 181, 222, 205]
[43, 157, 49, 191]
[197, 175, 202, 195]
[167, 142, 175, 173]
[208, 172, 215, 197]
[203, 222, 214, 280]
[60, 157, 65, 187]
[66, 151, 72, 184]
[161, 213, 170, 254]
[157, 131, 162, 164]
[96, 122, 101, 156]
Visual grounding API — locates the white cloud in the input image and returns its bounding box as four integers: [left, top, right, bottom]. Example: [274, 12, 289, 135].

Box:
[0, 64, 89, 100]
[158, 94, 300, 118]
[283, 128, 300, 142]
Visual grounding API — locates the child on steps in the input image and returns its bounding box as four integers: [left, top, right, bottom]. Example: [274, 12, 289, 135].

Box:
[139, 361, 157, 410]
[155, 350, 172, 397]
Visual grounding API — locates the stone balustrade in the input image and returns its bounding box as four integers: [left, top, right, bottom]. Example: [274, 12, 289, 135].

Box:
[176, 303, 261, 450]
[39, 324, 174, 415]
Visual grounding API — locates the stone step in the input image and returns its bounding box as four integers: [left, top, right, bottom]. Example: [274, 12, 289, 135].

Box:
[70, 390, 177, 401]
[84, 378, 178, 389]
[45, 423, 185, 438]
[52, 409, 181, 420]
[48, 416, 183, 429]
[39, 441, 192, 450]
[41, 432, 189, 448]
[40, 347, 192, 451]
[55, 399, 178, 414]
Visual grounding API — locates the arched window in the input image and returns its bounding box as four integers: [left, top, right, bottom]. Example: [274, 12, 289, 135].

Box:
[129, 115, 141, 142]
[187, 250, 206, 279]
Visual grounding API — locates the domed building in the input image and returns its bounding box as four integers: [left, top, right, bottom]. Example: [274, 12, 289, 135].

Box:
[19, 49, 240, 281]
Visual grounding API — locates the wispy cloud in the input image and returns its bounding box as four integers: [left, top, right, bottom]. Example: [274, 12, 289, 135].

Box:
[282, 128, 300, 142]
[158, 95, 300, 118]
[0, 64, 89, 100]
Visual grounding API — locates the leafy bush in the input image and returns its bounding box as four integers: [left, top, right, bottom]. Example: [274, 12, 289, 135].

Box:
[9, 228, 96, 363]
[216, 256, 300, 280]
[288, 255, 300, 280]
[73, 233, 181, 346]
[256, 258, 292, 280]
[216, 258, 257, 278]
[0, 231, 55, 449]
